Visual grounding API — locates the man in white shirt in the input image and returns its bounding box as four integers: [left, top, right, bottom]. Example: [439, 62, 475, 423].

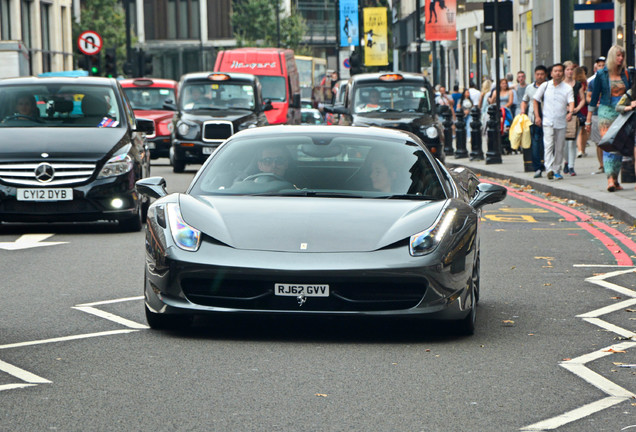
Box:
[532, 63, 574, 180]
[468, 81, 481, 107]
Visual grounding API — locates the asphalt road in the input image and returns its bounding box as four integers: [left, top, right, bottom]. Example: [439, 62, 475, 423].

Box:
[1, 159, 634, 431]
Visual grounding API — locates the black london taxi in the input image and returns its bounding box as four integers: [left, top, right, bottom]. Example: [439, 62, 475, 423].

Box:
[168, 72, 271, 173]
[324, 72, 445, 162]
[0, 76, 153, 231]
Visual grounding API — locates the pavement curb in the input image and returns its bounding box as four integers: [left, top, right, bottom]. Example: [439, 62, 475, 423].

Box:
[447, 161, 636, 226]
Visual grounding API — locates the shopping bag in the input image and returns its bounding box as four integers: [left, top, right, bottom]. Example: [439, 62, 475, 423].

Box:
[565, 115, 578, 139]
[598, 111, 635, 156]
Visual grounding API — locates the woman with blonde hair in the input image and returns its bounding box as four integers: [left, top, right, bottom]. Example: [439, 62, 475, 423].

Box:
[586, 45, 631, 191]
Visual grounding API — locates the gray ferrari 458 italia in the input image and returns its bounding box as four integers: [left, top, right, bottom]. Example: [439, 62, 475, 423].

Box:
[137, 125, 506, 335]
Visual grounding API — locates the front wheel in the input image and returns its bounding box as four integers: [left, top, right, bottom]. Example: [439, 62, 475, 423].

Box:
[169, 147, 186, 173]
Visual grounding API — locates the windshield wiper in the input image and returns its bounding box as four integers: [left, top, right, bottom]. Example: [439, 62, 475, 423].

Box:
[377, 194, 437, 200]
[278, 190, 366, 198]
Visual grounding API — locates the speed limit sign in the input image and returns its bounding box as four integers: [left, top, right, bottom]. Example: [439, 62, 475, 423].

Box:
[78, 30, 103, 56]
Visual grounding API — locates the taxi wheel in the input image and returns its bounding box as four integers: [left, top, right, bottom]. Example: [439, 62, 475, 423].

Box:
[119, 201, 143, 232]
[170, 147, 185, 173]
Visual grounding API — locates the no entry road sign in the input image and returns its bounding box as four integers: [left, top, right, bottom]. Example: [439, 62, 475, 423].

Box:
[78, 30, 103, 56]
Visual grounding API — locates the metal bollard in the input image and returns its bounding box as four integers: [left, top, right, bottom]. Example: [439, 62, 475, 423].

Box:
[485, 104, 502, 164]
[440, 106, 454, 156]
[469, 106, 483, 161]
[620, 156, 635, 183]
[454, 110, 468, 158]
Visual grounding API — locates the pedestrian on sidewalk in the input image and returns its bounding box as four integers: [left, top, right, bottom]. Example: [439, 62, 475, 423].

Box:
[489, 78, 514, 112]
[586, 57, 606, 174]
[533, 63, 575, 180]
[586, 45, 631, 192]
[515, 71, 528, 108]
[563, 61, 586, 176]
[574, 66, 589, 160]
[521, 65, 547, 178]
[613, 79, 636, 190]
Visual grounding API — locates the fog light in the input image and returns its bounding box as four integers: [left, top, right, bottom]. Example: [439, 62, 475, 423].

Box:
[111, 198, 124, 209]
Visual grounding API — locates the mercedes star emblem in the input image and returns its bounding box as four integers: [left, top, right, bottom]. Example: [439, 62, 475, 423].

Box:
[34, 163, 55, 183]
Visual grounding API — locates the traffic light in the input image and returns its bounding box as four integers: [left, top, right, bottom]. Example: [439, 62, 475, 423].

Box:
[104, 48, 117, 78]
[89, 54, 101, 76]
[143, 53, 153, 76]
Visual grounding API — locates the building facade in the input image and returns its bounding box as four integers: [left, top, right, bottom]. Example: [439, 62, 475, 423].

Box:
[0, 0, 74, 76]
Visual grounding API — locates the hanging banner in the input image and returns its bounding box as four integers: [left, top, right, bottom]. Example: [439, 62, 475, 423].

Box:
[574, 3, 614, 30]
[424, 0, 457, 41]
[340, 0, 360, 47]
[363, 7, 388, 66]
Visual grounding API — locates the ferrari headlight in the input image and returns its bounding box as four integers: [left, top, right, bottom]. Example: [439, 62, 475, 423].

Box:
[166, 203, 201, 252]
[409, 208, 457, 256]
[425, 126, 438, 139]
[98, 152, 134, 179]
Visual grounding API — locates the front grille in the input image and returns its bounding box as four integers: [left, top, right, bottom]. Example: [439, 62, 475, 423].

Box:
[181, 276, 427, 312]
[0, 162, 96, 186]
[203, 121, 233, 142]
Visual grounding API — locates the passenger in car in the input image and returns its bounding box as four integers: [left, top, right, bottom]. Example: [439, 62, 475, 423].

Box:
[369, 156, 399, 193]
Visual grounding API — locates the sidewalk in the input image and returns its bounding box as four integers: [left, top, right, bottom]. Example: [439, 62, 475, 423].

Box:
[446, 147, 636, 226]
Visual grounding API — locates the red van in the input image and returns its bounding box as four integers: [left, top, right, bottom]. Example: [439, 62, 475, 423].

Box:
[214, 48, 301, 125]
[120, 78, 178, 159]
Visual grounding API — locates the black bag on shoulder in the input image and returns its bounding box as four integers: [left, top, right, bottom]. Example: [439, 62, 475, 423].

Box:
[598, 110, 635, 156]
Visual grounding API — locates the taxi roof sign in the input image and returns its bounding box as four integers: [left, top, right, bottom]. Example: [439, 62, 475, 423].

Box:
[209, 73, 230, 81]
[379, 74, 403, 81]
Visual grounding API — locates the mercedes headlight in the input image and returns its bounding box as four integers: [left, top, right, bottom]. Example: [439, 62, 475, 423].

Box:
[98, 148, 134, 179]
[409, 208, 457, 256]
[166, 203, 201, 252]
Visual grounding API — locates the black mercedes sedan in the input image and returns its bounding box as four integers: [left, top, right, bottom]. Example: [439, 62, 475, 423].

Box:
[325, 72, 445, 162]
[137, 125, 506, 334]
[0, 77, 153, 231]
[168, 72, 270, 173]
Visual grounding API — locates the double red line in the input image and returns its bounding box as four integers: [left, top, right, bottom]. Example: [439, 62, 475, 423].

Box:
[486, 180, 636, 266]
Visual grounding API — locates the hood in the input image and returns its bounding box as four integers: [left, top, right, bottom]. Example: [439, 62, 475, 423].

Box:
[181, 110, 255, 124]
[179, 194, 446, 252]
[133, 109, 175, 123]
[353, 111, 437, 130]
[0, 127, 128, 161]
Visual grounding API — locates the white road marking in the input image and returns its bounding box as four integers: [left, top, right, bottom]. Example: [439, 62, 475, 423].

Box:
[0, 234, 67, 251]
[0, 296, 145, 393]
[0, 330, 139, 351]
[71, 306, 149, 329]
[521, 269, 636, 430]
[521, 397, 628, 431]
[573, 264, 636, 268]
[75, 296, 144, 307]
[0, 359, 51, 384]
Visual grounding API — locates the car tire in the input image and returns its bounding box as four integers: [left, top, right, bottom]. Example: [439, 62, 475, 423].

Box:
[145, 303, 192, 330]
[170, 147, 186, 173]
[472, 249, 480, 304]
[119, 201, 143, 232]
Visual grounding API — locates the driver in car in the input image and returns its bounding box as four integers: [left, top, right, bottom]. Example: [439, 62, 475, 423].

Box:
[14, 94, 39, 118]
[257, 146, 289, 178]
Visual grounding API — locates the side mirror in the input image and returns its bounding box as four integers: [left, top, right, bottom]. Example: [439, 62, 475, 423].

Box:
[470, 182, 507, 209]
[290, 93, 301, 108]
[163, 100, 177, 111]
[163, 101, 178, 111]
[330, 104, 349, 115]
[135, 118, 155, 135]
[136, 176, 168, 199]
[263, 99, 274, 111]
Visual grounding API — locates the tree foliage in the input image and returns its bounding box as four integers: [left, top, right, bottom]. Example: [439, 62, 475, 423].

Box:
[72, 0, 129, 73]
[231, 0, 307, 51]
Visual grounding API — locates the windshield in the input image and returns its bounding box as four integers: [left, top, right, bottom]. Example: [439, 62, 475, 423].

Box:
[180, 81, 255, 111]
[0, 84, 122, 128]
[353, 82, 432, 114]
[124, 87, 176, 110]
[190, 132, 446, 200]
[257, 76, 286, 102]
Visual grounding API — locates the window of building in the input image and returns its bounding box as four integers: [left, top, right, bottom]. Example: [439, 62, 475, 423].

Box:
[41, 2, 51, 72]
[1, 0, 11, 39]
[21, 0, 32, 47]
[145, 0, 200, 40]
